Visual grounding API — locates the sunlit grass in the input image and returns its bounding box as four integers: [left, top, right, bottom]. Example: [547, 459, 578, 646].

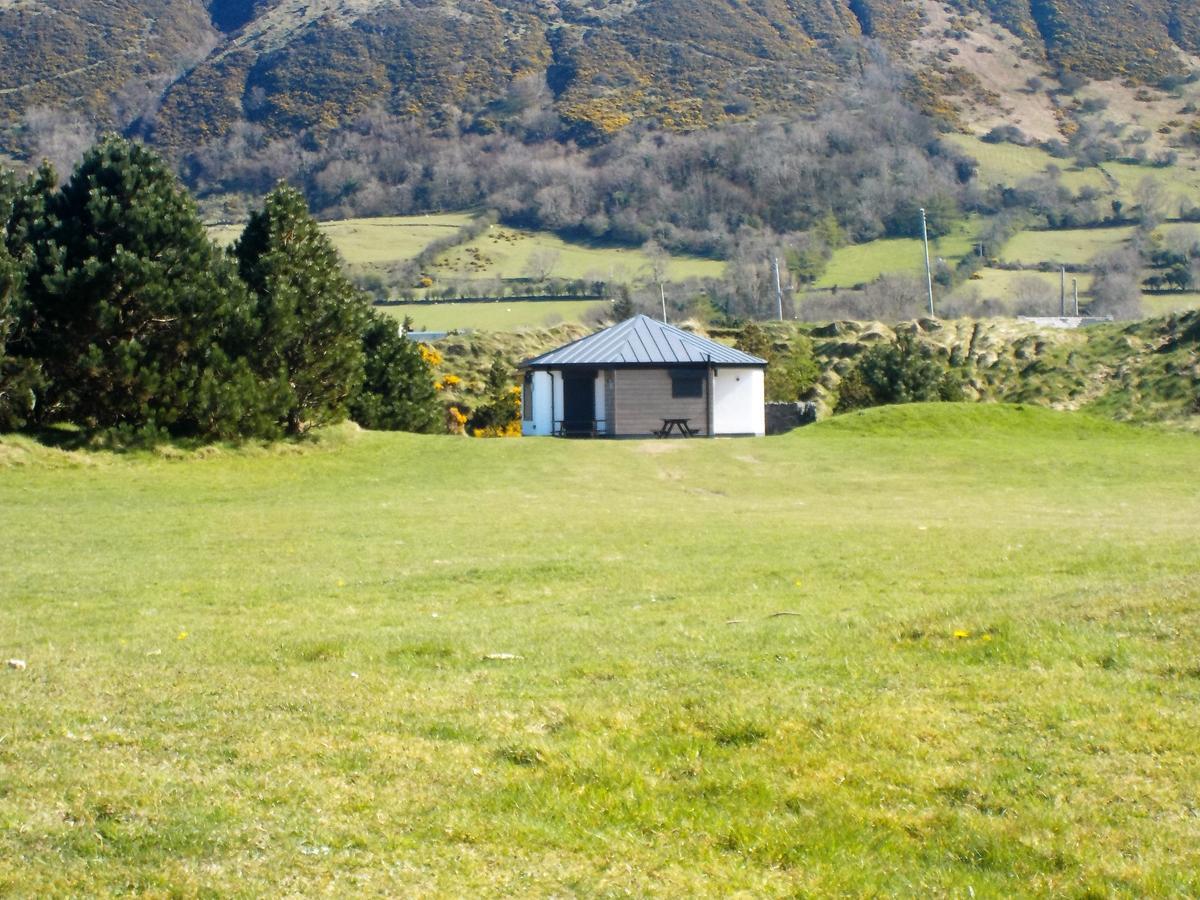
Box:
[207, 213, 473, 263]
[1001, 227, 1135, 266]
[375, 299, 607, 331]
[817, 220, 978, 289]
[944, 134, 1110, 194]
[964, 267, 1095, 306]
[1, 405, 1198, 894]
[436, 225, 726, 283]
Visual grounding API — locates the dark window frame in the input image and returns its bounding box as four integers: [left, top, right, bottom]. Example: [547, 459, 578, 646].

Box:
[670, 370, 705, 399]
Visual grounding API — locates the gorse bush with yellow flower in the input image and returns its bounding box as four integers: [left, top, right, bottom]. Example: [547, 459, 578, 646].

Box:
[467, 357, 522, 438]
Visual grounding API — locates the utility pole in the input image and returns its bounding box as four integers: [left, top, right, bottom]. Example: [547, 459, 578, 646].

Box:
[1060, 266, 1067, 317]
[920, 208, 935, 317]
[660, 283, 668, 324]
[773, 257, 784, 321]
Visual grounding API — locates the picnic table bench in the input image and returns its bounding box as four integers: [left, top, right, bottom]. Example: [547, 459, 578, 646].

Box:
[554, 419, 598, 437]
[655, 417, 698, 438]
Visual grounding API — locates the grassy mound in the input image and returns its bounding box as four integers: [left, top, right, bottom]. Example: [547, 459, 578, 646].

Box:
[812, 401, 1135, 439]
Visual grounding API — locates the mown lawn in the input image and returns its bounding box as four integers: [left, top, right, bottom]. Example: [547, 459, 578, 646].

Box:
[1, 405, 1198, 895]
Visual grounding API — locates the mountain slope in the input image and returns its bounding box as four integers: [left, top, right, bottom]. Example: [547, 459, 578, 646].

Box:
[0, 0, 1197, 156]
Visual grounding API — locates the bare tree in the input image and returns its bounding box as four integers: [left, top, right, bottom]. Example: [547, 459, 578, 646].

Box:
[1089, 270, 1143, 319]
[1134, 176, 1168, 228]
[524, 248, 560, 282]
[1010, 275, 1056, 315]
[1089, 249, 1144, 319]
[640, 240, 670, 286]
[22, 107, 95, 174]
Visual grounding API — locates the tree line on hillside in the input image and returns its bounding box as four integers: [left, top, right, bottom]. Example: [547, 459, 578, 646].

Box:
[0, 136, 440, 442]
[184, 65, 974, 261]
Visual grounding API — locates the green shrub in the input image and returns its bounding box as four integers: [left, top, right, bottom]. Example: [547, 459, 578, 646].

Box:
[836, 332, 964, 412]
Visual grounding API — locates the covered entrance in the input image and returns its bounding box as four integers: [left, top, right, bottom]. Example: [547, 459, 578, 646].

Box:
[560, 370, 597, 436]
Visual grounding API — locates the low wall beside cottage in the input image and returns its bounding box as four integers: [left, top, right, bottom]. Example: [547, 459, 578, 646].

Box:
[765, 402, 818, 435]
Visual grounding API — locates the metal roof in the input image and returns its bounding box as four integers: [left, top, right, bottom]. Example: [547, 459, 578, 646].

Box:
[521, 315, 767, 369]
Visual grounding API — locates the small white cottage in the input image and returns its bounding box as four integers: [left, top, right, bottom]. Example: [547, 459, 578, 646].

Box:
[519, 315, 767, 438]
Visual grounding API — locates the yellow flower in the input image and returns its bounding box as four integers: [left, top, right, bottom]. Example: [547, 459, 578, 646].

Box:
[982, 634, 993, 642]
[177, 631, 188, 641]
[419, 344, 443, 367]
[953, 629, 971, 640]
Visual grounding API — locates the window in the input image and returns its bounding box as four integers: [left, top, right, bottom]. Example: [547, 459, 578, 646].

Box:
[522, 372, 534, 420]
[670, 371, 704, 398]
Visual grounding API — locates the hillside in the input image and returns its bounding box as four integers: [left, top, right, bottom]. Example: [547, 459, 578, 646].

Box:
[1, 0, 1199, 155]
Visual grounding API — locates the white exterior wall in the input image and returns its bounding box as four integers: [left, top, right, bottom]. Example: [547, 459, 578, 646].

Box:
[521, 370, 559, 436]
[712, 367, 765, 436]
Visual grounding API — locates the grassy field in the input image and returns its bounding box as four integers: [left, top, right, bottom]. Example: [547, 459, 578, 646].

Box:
[1000, 227, 1134, 267]
[943, 134, 1109, 194]
[1101, 162, 1200, 213]
[2, 404, 1199, 894]
[208, 215, 725, 294]
[208, 213, 475, 263]
[375, 299, 607, 332]
[963, 268, 1095, 308]
[1144, 291, 1200, 316]
[944, 134, 1200, 213]
[817, 221, 979, 289]
[434, 227, 726, 284]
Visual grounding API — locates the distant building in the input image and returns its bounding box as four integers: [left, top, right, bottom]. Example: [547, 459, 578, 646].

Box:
[519, 315, 767, 438]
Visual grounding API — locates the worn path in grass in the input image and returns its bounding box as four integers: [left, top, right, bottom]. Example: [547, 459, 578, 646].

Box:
[1, 405, 1198, 895]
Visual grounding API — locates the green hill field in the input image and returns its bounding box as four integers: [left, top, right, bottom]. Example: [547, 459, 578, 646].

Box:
[2, 404, 1199, 894]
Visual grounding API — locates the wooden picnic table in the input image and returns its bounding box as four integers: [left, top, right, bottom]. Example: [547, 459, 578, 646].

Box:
[655, 417, 697, 438]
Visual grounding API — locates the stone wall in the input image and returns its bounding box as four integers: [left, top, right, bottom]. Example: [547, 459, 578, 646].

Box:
[765, 402, 818, 435]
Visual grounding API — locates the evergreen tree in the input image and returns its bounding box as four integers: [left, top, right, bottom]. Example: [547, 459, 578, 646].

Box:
[25, 135, 269, 440]
[467, 355, 520, 435]
[235, 184, 367, 434]
[0, 164, 58, 431]
[350, 313, 440, 432]
[835, 332, 963, 413]
[0, 236, 35, 431]
[611, 285, 634, 320]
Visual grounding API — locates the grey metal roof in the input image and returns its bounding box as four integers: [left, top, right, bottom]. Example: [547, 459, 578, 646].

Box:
[521, 315, 767, 369]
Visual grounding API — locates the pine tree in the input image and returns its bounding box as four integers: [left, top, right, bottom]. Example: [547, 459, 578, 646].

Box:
[0, 166, 54, 431]
[467, 355, 520, 435]
[0, 236, 30, 431]
[611, 284, 634, 320]
[235, 184, 367, 434]
[26, 135, 269, 440]
[349, 313, 440, 432]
